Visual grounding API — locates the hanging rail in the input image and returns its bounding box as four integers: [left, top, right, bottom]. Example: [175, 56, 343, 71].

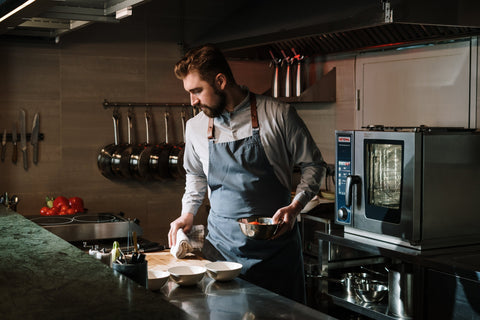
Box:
[102, 99, 191, 109]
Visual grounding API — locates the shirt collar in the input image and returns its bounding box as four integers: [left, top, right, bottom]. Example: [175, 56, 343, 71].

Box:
[217, 87, 250, 122]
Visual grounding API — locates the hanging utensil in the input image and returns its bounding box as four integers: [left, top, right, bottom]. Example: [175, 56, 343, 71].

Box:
[114, 108, 137, 179]
[19, 109, 28, 171]
[160, 112, 174, 179]
[31, 113, 39, 165]
[137, 108, 155, 181]
[12, 122, 17, 164]
[97, 108, 120, 179]
[128, 110, 148, 180]
[149, 111, 173, 181]
[281, 49, 294, 98]
[269, 50, 282, 98]
[169, 111, 186, 180]
[291, 48, 305, 97]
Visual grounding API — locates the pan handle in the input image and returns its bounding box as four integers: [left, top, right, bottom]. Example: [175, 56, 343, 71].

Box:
[112, 108, 120, 145]
[164, 112, 169, 144]
[128, 109, 138, 144]
[144, 108, 152, 144]
[127, 109, 134, 144]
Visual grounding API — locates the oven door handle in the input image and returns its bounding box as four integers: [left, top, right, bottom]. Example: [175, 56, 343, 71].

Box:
[345, 175, 361, 207]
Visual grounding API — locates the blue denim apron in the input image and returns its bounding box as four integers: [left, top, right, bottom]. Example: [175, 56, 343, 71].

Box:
[205, 93, 306, 303]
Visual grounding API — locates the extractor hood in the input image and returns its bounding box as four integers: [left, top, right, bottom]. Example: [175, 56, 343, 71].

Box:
[0, 0, 150, 42]
[1, 0, 480, 58]
[185, 0, 480, 59]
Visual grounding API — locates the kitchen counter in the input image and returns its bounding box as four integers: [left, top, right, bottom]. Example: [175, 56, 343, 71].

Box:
[0, 207, 191, 320]
[146, 251, 337, 320]
[159, 277, 332, 320]
[0, 208, 337, 320]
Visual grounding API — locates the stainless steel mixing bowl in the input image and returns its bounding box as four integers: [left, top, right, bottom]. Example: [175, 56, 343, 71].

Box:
[237, 216, 281, 240]
[353, 280, 388, 303]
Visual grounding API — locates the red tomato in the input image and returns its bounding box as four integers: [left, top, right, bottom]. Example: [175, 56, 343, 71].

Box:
[66, 208, 75, 215]
[69, 197, 84, 212]
[47, 207, 58, 216]
[40, 206, 49, 216]
[60, 204, 70, 212]
[54, 196, 69, 209]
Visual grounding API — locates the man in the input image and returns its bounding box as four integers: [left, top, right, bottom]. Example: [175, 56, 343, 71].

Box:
[168, 44, 326, 303]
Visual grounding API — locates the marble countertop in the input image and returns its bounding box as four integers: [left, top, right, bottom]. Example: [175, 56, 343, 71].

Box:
[0, 208, 337, 320]
[0, 208, 191, 320]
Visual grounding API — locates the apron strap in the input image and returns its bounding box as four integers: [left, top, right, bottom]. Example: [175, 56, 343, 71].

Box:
[207, 93, 258, 140]
[207, 117, 214, 140]
[250, 93, 259, 129]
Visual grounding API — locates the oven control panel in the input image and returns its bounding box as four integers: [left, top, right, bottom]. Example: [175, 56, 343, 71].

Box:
[335, 131, 353, 225]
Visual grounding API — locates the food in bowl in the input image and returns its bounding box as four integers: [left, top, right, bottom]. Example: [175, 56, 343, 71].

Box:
[205, 261, 242, 281]
[148, 270, 170, 291]
[237, 216, 282, 240]
[168, 266, 206, 286]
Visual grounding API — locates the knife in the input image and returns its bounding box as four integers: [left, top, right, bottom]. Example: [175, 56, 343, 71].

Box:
[19, 109, 28, 171]
[1, 129, 6, 162]
[12, 123, 17, 164]
[31, 113, 39, 165]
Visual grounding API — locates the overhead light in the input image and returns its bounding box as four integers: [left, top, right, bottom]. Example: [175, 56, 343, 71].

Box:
[115, 6, 132, 20]
[0, 0, 36, 23]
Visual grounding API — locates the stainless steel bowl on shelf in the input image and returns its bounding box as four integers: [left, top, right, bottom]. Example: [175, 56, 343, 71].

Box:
[237, 216, 281, 240]
[353, 279, 388, 303]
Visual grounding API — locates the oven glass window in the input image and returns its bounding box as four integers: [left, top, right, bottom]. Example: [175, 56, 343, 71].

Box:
[365, 140, 403, 223]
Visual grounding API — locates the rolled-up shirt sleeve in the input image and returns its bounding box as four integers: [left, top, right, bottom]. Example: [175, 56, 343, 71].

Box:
[181, 122, 208, 216]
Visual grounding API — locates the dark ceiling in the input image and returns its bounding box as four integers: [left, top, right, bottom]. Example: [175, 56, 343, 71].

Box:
[1, 0, 480, 60]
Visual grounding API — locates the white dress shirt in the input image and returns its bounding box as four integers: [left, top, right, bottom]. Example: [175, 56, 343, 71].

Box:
[182, 92, 326, 215]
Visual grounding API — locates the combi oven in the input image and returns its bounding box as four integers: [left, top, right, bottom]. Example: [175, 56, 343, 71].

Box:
[335, 126, 480, 249]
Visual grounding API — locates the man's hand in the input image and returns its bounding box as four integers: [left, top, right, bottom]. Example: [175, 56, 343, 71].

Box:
[168, 213, 194, 248]
[271, 200, 303, 239]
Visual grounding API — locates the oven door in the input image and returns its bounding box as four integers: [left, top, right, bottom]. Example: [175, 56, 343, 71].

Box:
[350, 131, 422, 243]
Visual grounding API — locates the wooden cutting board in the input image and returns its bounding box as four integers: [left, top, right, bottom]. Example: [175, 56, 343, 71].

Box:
[146, 250, 210, 272]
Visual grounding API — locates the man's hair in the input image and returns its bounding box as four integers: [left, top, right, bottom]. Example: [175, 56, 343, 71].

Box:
[174, 44, 236, 86]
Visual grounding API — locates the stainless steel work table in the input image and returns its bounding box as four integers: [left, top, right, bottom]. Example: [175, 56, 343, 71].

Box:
[158, 275, 336, 320]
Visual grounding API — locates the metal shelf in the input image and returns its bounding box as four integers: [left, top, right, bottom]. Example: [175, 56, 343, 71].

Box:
[327, 288, 399, 320]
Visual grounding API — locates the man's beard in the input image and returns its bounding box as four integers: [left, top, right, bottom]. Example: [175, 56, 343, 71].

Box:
[200, 88, 226, 118]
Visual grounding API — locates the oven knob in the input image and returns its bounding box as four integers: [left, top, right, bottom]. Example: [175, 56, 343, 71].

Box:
[337, 208, 348, 221]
